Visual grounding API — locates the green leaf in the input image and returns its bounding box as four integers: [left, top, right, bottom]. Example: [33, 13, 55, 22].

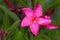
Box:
[7, 19, 20, 32]
[0, 11, 3, 26]
[4, 19, 20, 40]
[0, 5, 19, 21]
[45, 0, 59, 10]
[34, 29, 51, 40]
[17, 0, 27, 7]
[34, 0, 38, 8]
[13, 29, 25, 40]
[38, 0, 46, 6]
[2, 13, 10, 30]
[26, 0, 32, 8]
[51, 5, 60, 26]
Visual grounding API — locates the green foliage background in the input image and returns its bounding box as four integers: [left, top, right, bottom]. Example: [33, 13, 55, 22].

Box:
[0, 0, 60, 40]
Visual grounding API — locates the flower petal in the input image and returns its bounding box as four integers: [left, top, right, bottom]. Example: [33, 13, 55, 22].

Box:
[21, 17, 30, 27]
[34, 4, 42, 17]
[22, 8, 33, 18]
[38, 18, 52, 25]
[30, 24, 39, 36]
[44, 16, 51, 19]
[46, 24, 58, 30]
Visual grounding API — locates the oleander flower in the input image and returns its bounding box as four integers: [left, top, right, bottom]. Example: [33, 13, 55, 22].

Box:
[21, 4, 52, 36]
[46, 24, 58, 30]
[44, 16, 58, 30]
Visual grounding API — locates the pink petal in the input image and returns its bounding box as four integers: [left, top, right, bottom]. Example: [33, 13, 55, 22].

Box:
[44, 16, 51, 19]
[21, 17, 30, 27]
[22, 8, 33, 18]
[34, 4, 42, 17]
[38, 18, 52, 25]
[46, 24, 58, 30]
[30, 24, 39, 36]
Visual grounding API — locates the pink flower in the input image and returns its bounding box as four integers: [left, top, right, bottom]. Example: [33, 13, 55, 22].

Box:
[21, 4, 52, 36]
[44, 16, 58, 30]
[46, 24, 58, 30]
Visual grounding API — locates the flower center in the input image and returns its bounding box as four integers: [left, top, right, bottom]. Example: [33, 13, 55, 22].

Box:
[31, 17, 38, 23]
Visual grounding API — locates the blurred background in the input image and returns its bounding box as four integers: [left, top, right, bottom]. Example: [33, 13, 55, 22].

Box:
[0, 0, 60, 40]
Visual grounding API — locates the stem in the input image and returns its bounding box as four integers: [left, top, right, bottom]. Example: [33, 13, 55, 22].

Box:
[28, 28, 34, 40]
[1, 37, 3, 40]
[31, 0, 34, 9]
